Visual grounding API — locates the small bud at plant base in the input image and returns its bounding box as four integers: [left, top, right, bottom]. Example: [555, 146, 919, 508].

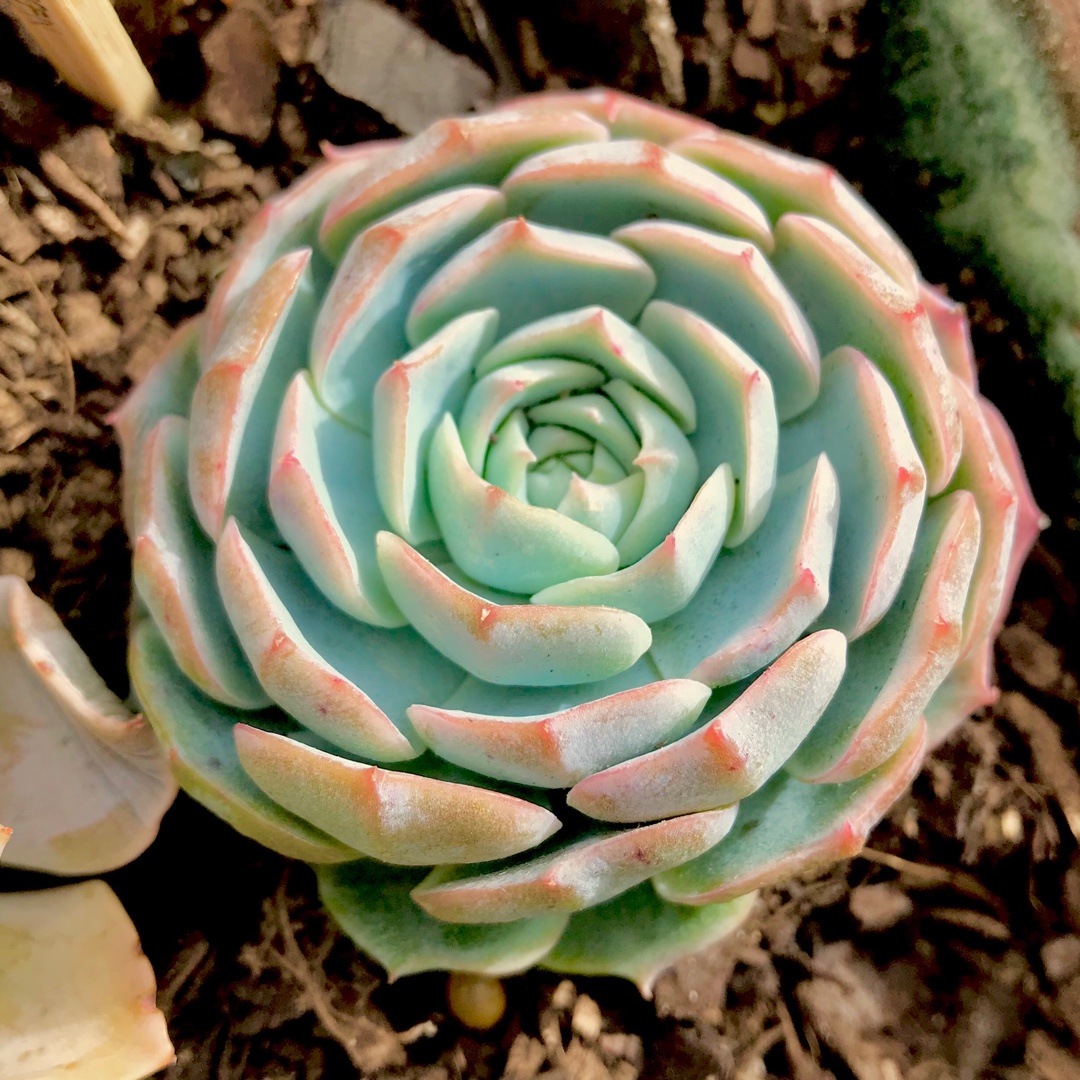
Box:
[447, 972, 507, 1030]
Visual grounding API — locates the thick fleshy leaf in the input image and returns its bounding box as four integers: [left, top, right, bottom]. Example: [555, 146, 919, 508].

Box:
[616, 221, 819, 421]
[234, 725, 561, 864]
[204, 148, 386, 350]
[0, 578, 176, 875]
[779, 347, 927, 638]
[478, 305, 696, 432]
[944, 378, 1019, 657]
[604, 380, 700, 566]
[651, 455, 839, 686]
[555, 471, 644, 542]
[427, 413, 621, 593]
[457, 358, 605, 474]
[270, 372, 406, 626]
[311, 187, 505, 426]
[133, 417, 269, 708]
[0, 881, 174, 1080]
[318, 861, 569, 978]
[188, 249, 316, 540]
[503, 139, 773, 248]
[770, 214, 961, 494]
[638, 301, 778, 546]
[542, 883, 758, 998]
[568, 630, 847, 823]
[407, 677, 709, 787]
[406, 218, 657, 344]
[981, 398, 1046, 632]
[411, 808, 737, 922]
[216, 520, 465, 760]
[672, 130, 919, 292]
[498, 88, 715, 144]
[526, 393, 641, 471]
[920, 283, 978, 389]
[319, 109, 609, 258]
[787, 491, 980, 783]
[371, 310, 501, 544]
[129, 619, 357, 863]
[110, 320, 200, 536]
[486, 410, 536, 499]
[531, 463, 734, 622]
[376, 532, 651, 685]
[924, 643, 997, 749]
[654, 721, 926, 904]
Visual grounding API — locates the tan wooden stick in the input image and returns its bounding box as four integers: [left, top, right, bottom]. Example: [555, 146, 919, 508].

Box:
[2, 0, 157, 118]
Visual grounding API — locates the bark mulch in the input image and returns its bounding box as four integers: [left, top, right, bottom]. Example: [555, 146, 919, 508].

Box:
[1, 2, 1078, 1078]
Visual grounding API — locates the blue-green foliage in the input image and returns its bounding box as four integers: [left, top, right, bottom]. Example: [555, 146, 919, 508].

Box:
[878, 0, 1080, 446]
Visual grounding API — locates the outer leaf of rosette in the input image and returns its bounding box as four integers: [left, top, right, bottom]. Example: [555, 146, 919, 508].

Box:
[310, 186, 506, 429]
[603, 380, 701, 567]
[920, 283, 978, 390]
[638, 301, 778, 547]
[502, 140, 773, 249]
[411, 808, 737, 923]
[981, 398, 1045, 634]
[770, 214, 962, 495]
[778, 346, 927, 639]
[317, 861, 569, 979]
[110, 319, 200, 537]
[0, 577, 176, 875]
[568, 629, 847, 823]
[129, 619, 358, 863]
[654, 719, 926, 905]
[371, 309, 500, 544]
[615, 221, 819, 422]
[671, 130, 919, 293]
[133, 416, 269, 708]
[217, 519, 466, 761]
[786, 491, 981, 783]
[541, 883, 758, 998]
[651, 454, 839, 687]
[376, 531, 651, 686]
[924, 643, 997, 749]
[319, 109, 610, 259]
[496, 89, 716, 144]
[188, 247, 316, 542]
[203, 147, 387, 352]
[530, 462, 734, 623]
[270, 371, 405, 627]
[407, 673, 711, 787]
[234, 725, 561, 864]
[942, 377, 1019, 658]
[426, 413, 621, 593]
[405, 217, 658, 345]
[477, 305, 696, 433]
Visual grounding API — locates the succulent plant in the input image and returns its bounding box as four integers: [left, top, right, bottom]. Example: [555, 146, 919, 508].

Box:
[114, 89, 1041, 992]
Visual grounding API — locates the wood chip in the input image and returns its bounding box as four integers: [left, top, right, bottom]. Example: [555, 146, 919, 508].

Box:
[849, 882, 914, 931]
[1000, 692, 1080, 842]
[57, 292, 122, 358]
[0, 188, 41, 263]
[732, 34, 775, 80]
[571, 995, 603, 1042]
[314, 0, 493, 134]
[1027, 1029, 1080, 1080]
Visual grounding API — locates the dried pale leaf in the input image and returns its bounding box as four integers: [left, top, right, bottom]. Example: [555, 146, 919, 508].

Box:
[0, 880, 174, 1080]
[0, 576, 176, 874]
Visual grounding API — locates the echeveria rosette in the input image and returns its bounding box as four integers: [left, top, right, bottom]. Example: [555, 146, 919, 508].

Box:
[114, 90, 1042, 993]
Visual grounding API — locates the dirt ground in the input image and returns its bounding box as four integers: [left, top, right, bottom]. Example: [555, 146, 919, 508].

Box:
[1, 1, 1079, 1077]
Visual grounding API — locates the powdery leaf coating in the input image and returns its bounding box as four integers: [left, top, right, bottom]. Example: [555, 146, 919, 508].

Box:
[116, 90, 1040, 985]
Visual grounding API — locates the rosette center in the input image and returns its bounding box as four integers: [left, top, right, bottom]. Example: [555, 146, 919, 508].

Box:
[419, 305, 700, 598]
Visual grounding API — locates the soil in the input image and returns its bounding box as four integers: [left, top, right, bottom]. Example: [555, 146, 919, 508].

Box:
[1, 2, 1079, 1078]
